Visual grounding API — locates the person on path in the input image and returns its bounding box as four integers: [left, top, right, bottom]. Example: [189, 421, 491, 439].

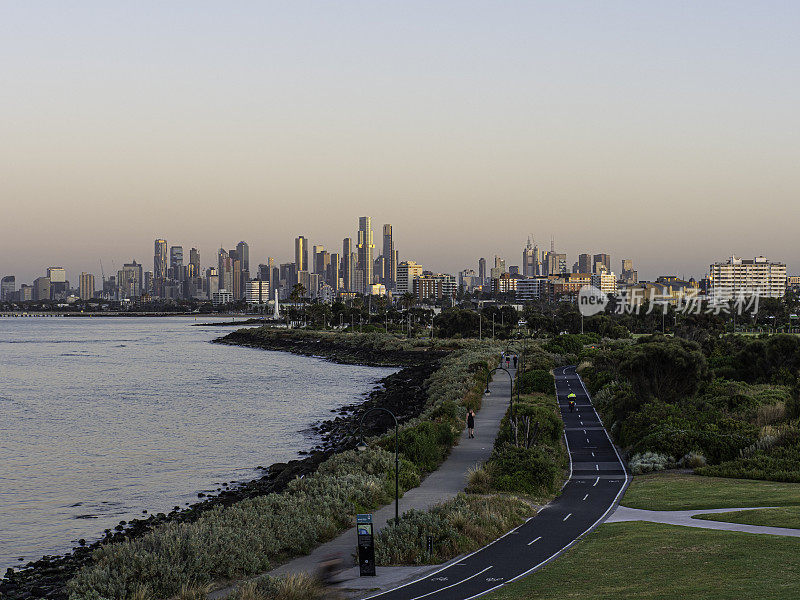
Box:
[467, 409, 476, 438]
[513, 355, 518, 369]
[568, 392, 577, 412]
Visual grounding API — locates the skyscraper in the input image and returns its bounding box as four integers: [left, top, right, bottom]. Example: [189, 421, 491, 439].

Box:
[79, 273, 95, 300]
[218, 248, 233, 292]
[593, 253, 611, 274]
[1, 275, 16, 301]
[237, 241, 250, 273]
[342, 238, 353, 291]
[295, 236, 308, 272]
[170, 246, 183, 281]
[357, 217, 374, 292]
[578, 253, 592, 274]
[154, 239, 168, 296]
[478, 258, 486, 283]
[188, 248, 200, 278]
[383, 224, 396, 289]
[522, 238, 538, 277]
[328, 252, 340, 290]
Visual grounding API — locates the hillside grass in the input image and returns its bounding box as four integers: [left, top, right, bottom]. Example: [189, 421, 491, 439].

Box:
[694, 506, 800, 529]
[621, 472, 800, 511]
[484, 521, 800, 600]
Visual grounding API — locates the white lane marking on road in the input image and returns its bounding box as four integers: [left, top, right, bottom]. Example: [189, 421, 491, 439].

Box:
[591, 451, 595, 457]
[586, 438, 590, 443]
[410, 566, 494, 600]
[595, 464, 599, 471]
[593, 477, 600, 486]
[582, 494, 589, 501]
[563, 513, 572, 521]
[583, 429, 587, 434]
[527, 536, 542, 546]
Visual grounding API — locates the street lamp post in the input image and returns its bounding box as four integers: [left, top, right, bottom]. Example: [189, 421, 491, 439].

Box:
[357, 407, 400, 524]
[484, 366, 515, 424]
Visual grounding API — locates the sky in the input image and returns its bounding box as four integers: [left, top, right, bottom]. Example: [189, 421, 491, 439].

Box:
[2, 1, 799, 284]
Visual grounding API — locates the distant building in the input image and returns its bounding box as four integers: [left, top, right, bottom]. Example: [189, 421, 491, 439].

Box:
[592, 271, 618, 295]
[593, 253, 611, 274]
[342, 238, 354, 292]
[357, 217, 375, 293]
[397, 261, 423, 294]
[170, 246, 183, 280]
[522, 238, 539, 277]
[517, 277, 549, 302]
[709, 256, 787, 299]
[383, 224, 396, 290]
[478, 257, 487, 283]
[491, 272, 522, 294]
[118, 261, 143, 299]
[154, 239, 168, 296]
[79, 273, 95, 301]
[246, 280, 271, 305]
[18, 284, 33, 301]
[212, 290, 234, 306]
[33, 277, 50, 301]
[295, 236, 309, 272]
[1, 275, 15, 301]
[47, 267, 66, 283]
[578, 254, 593, 274]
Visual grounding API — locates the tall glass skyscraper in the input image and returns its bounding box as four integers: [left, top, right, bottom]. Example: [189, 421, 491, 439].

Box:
[357, 217, 374, 293]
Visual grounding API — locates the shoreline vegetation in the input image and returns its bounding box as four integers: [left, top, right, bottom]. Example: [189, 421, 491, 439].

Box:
[1, 329, 503, 600]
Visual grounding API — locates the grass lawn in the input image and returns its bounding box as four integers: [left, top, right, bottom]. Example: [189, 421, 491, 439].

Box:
[694, 506, 800, 530]
[485, 521, 800, 600]
[621, 472, 800, 510]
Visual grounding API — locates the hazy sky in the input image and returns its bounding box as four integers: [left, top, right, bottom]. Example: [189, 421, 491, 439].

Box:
[2, 1, 799, 284]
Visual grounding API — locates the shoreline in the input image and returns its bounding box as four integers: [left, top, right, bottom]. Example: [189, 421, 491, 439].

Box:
[0, 330, 442, 600]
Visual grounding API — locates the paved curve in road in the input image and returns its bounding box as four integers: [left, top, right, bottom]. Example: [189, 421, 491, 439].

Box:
[365, 365, 629, 600]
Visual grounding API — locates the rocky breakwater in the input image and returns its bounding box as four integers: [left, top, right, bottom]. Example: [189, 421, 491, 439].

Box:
[0, 331, 443, 600]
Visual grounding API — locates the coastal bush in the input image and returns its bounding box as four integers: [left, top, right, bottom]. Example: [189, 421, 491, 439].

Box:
[489, 444, 563, 496]
[374, 493, 532, 565]
[228, 574, 323, 600]
[679, 452, 707, 469]
[465, 464, 492, 494]
[517, 369, 554, 394]
[628, 452, 672, 475]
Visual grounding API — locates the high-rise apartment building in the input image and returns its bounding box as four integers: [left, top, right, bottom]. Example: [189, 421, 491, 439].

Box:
[578, 254, 593, 274]
[478, 258, 487, 283]
[295, 236, 308, 272]
[47, 267, 66, 283]
[237, 241, 249, 272]
[709, 256, 787, 299]
[328, 253, 340, 290]
[79, 273, 95, 300]
[357, 217, 374, 293]
[154, 239, 168, 296]
[118, 261, 143, 299]
[342, 238, 353, 291]
[383, 224, 396, 289]
[33, 277, 50, 301]
[169, 246, 183, 281]
[522, 238, 539, 277]
[218, 248, 233, 292]
[188, 248, 200, 278]
[593, 253, 611, 274]
[621, 259, 638, 284]
[397, 261, 423, 294]
[1, 275, 15, 301]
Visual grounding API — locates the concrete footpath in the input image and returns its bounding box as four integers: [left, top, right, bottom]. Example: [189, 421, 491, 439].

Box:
[608, 505, 800, 537]
[265, 365, 515, 591]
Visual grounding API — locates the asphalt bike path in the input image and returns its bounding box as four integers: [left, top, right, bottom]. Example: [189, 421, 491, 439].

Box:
[366, 365, 629, 600]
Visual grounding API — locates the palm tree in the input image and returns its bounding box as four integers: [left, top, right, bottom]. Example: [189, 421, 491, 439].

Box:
[401, 292, 416, 336]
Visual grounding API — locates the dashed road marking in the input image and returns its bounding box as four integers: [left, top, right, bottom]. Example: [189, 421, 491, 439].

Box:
[582, 494, 589, 501]
[412, 566, 493, 600]
[563, 513, 572, 521]
[527, 536, 542, 546]
[593, 477, 600, 486]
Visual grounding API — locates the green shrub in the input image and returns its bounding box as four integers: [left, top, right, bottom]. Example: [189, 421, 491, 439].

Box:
[629, 451, 672, 475]
[517, 369, 554, 394]
[489, 444, 562, 496]
[374, 493, 532, 565]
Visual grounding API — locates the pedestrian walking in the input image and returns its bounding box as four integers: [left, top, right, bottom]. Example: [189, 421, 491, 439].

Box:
[466, 409, 476, 438]
[513, 355, 518, 369]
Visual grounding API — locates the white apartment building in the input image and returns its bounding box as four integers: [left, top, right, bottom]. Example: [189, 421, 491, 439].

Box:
[246, 280, 271, 305]
[591, 271, 618, 295]
[709, 256, 786, 299]
[396, 261, 423, 294]
[517, 277, 549, 302]
[212, 290, 234, 305]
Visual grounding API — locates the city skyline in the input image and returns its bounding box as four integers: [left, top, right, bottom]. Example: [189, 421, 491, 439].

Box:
[3, 3, 800, 283]
[2, 226, 793, 290]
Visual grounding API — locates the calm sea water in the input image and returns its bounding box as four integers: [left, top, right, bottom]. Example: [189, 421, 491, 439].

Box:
[0, 317, 396, 572]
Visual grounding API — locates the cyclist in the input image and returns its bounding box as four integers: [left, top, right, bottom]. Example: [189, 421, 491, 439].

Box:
[567, 392, 577, 412]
